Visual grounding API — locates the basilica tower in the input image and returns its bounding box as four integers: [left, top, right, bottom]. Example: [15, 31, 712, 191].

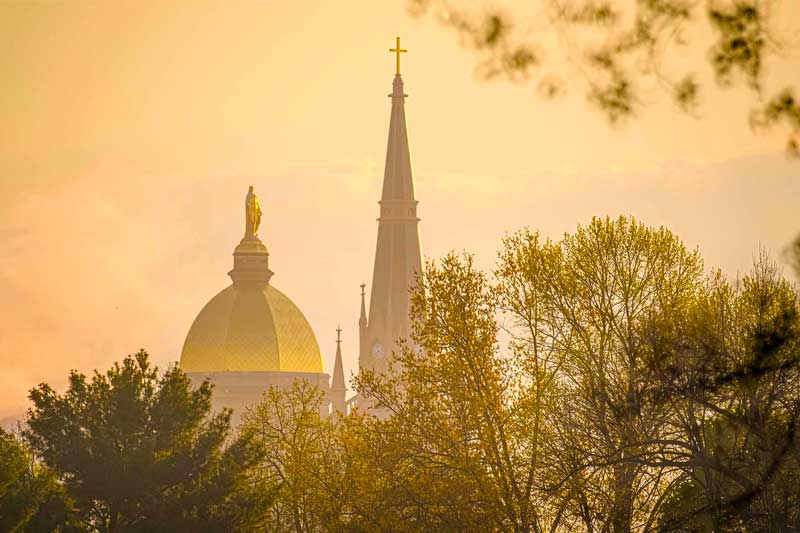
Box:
[358, 38, 423, 384]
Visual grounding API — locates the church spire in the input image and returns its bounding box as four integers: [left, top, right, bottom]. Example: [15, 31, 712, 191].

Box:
[359, 38, 423, 377]
[331, 325, 346, 417]
[381, 66, 415, 202]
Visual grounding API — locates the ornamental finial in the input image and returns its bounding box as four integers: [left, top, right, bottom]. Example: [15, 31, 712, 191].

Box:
[389, 36, 407, 76]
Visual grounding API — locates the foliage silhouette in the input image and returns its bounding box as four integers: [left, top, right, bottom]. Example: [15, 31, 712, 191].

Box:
[408, 0, 800, 155]
[23, 350, 265, 533]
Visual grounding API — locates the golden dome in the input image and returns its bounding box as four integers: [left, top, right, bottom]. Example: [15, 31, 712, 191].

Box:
[180, 283, 323, 374]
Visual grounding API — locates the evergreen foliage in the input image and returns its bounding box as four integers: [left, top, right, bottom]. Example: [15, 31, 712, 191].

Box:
[23, 350, 265, 533]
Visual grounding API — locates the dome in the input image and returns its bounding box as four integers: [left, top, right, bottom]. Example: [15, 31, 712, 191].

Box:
[180, 283, 323, 374]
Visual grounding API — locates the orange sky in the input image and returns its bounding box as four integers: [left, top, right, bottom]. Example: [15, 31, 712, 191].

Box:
[1, 1, 799, 418]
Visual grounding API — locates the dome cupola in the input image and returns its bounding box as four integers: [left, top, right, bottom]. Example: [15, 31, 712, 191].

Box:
[180, 186, 323, 374]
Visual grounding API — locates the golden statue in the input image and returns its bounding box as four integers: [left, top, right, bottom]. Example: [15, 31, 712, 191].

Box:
[245, 186, 262, 238]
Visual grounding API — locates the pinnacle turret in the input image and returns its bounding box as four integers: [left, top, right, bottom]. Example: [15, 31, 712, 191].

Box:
[359, 283, 368, 327]
[359, 282, 368, 351]
[332, 326, 345, 391]
[331, 325, 346, 416]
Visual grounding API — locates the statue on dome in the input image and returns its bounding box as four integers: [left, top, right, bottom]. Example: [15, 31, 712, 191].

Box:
[245, 186, 262, 238]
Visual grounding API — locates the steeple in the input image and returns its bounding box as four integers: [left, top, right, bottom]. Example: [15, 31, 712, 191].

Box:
[331, 325, 346, 417]
[381, 75, 416, 202]
[359, 38, 423, 377]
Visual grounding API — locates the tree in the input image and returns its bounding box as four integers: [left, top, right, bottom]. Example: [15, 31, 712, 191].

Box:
[240, 380, 347, 532]
[496, 221, 800, 532]
[649, 254, 800, 531]
[409, 0, 800, 155]
[353, 216, 800, 532]
[241, 378, 470, 533]
[355, 252, 569, 531]
[0, 428, 73, 532]
[23, 350, 264, 533]
[497, 217, 706, 532]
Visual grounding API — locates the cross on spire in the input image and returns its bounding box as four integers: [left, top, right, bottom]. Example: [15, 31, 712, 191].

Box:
[389, 36, 407, 76]
[336, 324, 342, 345]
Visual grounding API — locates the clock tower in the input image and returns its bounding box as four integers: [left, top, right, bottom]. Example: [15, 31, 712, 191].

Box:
[358, 38, 423, 397]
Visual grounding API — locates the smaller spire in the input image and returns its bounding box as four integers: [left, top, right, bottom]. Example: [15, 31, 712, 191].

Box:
[332, 325, 346, 393]
[359, 283, 368, 327]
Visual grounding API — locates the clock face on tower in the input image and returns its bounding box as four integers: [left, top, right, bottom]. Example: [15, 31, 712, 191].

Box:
[372, 342, 385, 358]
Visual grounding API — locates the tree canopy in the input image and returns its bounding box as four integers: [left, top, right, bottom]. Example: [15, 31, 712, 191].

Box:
[3, 218, 799, 532]
[23, 350, 264, 533]
[351, 216, 800, 531]
[0, 428, 71, 532]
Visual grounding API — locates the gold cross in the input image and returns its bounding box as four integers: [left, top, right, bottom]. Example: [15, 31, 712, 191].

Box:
[389, 36, 407, 75]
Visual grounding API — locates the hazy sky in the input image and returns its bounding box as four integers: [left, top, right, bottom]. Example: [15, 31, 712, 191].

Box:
[1, 1, 799, 418]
